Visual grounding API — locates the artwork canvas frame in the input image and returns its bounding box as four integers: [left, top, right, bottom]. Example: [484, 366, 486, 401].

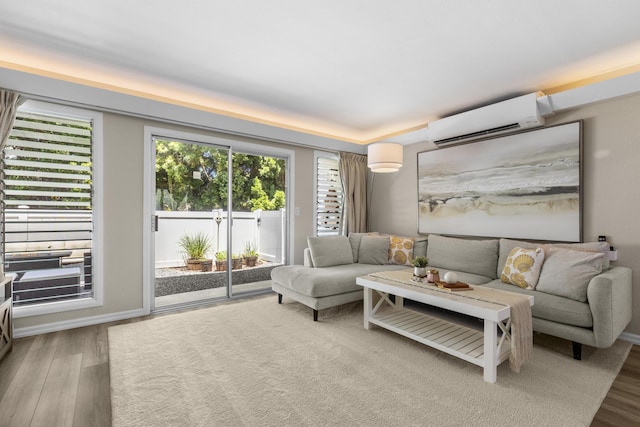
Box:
[417, 121, 582, 242]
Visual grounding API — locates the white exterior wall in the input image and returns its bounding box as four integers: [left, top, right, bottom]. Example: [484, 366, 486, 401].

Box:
[155, 210, 284, 267]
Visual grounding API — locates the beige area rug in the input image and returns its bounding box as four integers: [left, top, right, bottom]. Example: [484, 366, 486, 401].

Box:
[109, 297, 631, 427]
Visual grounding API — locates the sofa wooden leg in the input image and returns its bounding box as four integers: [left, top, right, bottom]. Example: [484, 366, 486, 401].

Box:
[572, 341, 582, 360]
[313, 309, 318, 322]
[277, 293, 282, 304]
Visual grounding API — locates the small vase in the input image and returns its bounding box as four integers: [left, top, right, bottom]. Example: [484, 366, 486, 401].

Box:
[414, 267, 427, 278]
[426, 270, 440, 283]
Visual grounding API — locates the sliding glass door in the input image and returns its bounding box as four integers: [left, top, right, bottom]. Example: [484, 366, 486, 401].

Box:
[226, 150, 287, 296]
[150, 134, 287, 310]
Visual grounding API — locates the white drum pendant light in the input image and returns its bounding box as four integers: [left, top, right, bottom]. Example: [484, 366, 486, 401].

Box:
[367, 142, 403, 173]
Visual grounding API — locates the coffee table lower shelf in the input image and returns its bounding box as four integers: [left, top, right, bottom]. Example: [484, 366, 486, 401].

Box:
[369, 307, 511, 371]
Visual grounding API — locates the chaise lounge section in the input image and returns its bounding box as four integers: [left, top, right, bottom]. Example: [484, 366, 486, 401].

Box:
[271, 234, 417, 320]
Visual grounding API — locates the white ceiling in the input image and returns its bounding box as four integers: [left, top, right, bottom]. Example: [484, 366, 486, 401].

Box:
[1, 0, 640, 144]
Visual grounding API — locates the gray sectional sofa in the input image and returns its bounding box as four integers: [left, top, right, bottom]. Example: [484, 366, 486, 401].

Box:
[270, 233, 632, 359]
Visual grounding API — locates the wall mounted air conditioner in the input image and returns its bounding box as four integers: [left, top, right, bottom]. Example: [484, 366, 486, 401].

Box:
[428, 92, 545, 146]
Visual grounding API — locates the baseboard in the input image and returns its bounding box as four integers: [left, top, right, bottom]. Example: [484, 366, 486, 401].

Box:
[13, 308, 148, 338]
[620, 332, 640, 345]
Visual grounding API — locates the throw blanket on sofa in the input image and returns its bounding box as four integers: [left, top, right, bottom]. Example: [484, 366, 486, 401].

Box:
[369, 270, 533, 373]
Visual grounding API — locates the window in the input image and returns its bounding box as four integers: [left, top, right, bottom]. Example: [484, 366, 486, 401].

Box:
[2, 101, 102, 316]
[314, 152, 343, 236]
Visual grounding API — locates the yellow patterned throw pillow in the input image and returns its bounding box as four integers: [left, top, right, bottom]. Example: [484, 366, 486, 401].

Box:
[501, 247, 545, 289]
[388, 235, 414, 266]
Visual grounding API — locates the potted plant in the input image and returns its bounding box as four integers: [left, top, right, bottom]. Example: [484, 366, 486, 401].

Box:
[243, 241, 259, 267]
[200, 259, 213, 272]
[178, 232, 213, 271]
[232, 253, 243, 270]
[215, 251, 227, 271]
[412, 256, 429, 278]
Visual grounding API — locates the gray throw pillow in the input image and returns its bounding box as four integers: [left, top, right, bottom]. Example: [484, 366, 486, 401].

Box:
[413, 237, 428, 259]
[307, 236, 354, 268]
[427, 234, 499, 279]
[536, 248, 605, 302]
[348, 232, 378, 263]
[358, 236, 390, 265]
[545, 241, 611, 270]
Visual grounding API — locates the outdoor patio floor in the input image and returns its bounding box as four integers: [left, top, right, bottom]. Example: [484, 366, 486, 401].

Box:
[155, 279, 273, 308]
[154, 260, 280, 297]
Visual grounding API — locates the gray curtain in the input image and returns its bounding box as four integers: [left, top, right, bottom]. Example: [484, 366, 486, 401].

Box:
[0, 90, 23, 152]
[338, 152, 368, 235]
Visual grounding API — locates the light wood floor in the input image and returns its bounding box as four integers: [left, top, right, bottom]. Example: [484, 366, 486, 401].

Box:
[592, 344, 640, 426]
[0, 297, 638, 426]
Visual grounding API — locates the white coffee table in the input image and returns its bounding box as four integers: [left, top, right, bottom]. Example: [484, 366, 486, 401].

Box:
[356, 273, 534, 383]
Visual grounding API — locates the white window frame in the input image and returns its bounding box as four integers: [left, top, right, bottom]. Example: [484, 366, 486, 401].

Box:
[313, 150, 343, 237]
[10, 100, 104, 318]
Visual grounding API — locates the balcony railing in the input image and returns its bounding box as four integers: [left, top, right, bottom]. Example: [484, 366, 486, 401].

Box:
[2, 209, 93, 306]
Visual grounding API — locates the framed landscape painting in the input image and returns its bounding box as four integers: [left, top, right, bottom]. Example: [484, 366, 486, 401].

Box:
[417, 121, 582, 242]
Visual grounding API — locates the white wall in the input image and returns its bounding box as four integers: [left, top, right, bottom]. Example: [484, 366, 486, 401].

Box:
[370, 92, 640, 336]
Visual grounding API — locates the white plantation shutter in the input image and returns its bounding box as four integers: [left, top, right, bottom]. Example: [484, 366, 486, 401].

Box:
[4, 112, 92, 209]
[2, 110, 94, 306]
[315, 156, 343, 236]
